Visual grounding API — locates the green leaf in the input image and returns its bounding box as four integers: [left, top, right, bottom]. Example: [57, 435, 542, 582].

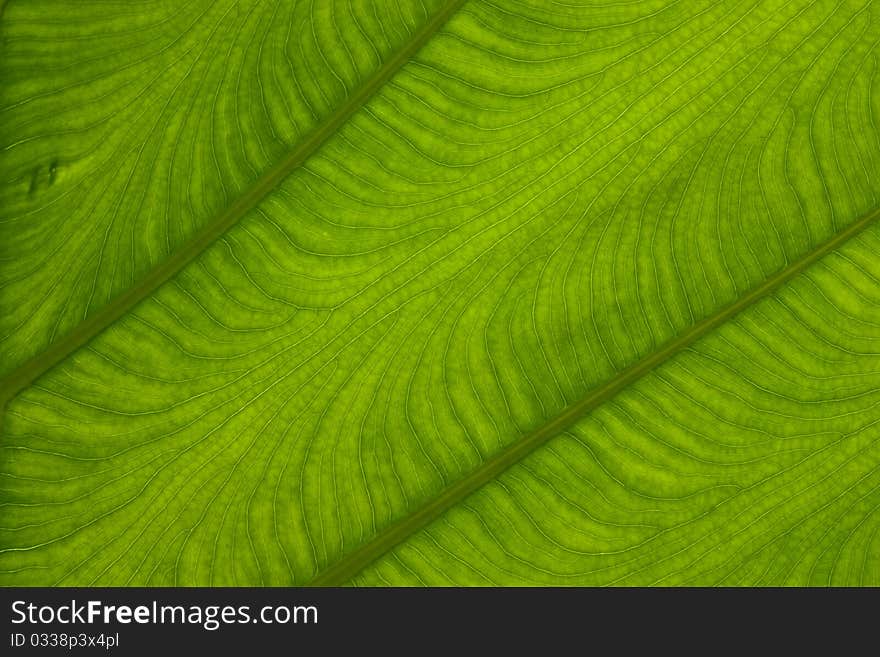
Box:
[1, 0, 879, 586]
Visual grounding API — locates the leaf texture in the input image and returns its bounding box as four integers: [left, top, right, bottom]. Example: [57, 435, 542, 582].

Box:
[354, 224, 880, 585]
[1, 0, 879, 586]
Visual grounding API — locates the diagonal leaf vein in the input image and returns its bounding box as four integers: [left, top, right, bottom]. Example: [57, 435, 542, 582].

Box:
[307, 204, 880, 586]
[0, 0, 467, 415]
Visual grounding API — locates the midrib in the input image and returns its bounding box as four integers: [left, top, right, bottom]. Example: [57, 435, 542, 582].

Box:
[0, 0, 468, 413]
[2, 0, 879, 588]
[308, 205, 880, 586]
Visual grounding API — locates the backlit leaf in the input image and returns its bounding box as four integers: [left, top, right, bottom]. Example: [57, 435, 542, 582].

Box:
[1, 0, 879, 586]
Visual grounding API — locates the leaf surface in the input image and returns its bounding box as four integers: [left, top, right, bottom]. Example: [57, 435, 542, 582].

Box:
[1, 0, 879, 585]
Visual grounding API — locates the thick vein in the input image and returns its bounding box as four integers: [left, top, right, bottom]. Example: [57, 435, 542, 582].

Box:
[308, 204, 880, 586]
[0, 0, 467, 416]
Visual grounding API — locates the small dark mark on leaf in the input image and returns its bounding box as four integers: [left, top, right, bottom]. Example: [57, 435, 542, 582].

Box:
[27, 166, 40, 197]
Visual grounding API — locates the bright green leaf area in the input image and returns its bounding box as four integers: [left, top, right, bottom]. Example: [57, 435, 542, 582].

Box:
[1, 0, 879, 585]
